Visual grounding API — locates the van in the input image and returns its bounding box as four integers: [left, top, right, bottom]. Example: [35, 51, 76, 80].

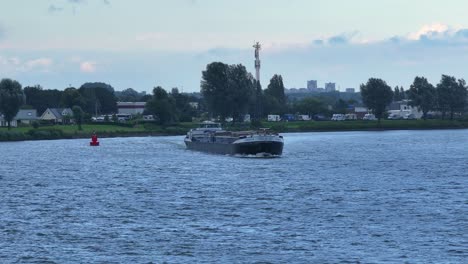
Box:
[363, 114, 377, 120]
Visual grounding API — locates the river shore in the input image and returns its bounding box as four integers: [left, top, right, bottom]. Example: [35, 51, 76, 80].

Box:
[1, 120, 468, 142]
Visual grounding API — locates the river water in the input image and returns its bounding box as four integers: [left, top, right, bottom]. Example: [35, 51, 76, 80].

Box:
[0, 130, 466, 263]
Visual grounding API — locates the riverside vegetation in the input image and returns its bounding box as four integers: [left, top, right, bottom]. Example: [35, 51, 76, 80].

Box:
[2, 119, 468, 142]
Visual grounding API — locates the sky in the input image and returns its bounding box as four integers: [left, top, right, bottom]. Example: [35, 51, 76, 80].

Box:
[2, 0, 468, 93]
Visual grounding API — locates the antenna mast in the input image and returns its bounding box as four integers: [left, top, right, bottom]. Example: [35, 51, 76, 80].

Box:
[253, 42, 261, 84]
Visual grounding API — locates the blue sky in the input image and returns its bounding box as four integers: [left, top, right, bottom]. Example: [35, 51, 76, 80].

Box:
[2, 0, 468, 92]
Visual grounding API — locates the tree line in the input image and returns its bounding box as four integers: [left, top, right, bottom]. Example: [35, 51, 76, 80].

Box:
[361, 75, 468, 121]
[2, 61, 468, 129]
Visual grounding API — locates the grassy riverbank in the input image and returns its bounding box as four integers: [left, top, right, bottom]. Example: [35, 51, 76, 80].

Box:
[1, 119, 468, 141]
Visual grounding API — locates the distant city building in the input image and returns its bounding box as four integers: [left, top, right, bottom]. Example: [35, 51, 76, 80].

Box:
[325, 82, 336, 92]
[117, 102, 146, 115]
[345, 88, 355, 93]
[307, 80, 317, 90]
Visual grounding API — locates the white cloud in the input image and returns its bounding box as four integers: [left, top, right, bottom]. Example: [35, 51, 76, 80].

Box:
[80, 61, 97, 73]
[25, 58, 53, 68]
[409, 23, 450, 40]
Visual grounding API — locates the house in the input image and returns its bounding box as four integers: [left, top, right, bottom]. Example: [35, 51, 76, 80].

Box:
[40, 108, 73, 124]
[0, 109, 38, 127]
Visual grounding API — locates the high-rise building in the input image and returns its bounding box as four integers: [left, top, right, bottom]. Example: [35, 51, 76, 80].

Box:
[325, 82, 336, 92]
[307, 80, 317, 90]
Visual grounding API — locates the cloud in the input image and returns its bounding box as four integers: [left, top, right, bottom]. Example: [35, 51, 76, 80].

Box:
[48, 5, 64, 13]
[80, 61, 97, 73]
[103, 0, 111, 5]
[24, 58, 53, 71]
[68, 0, 86, 3]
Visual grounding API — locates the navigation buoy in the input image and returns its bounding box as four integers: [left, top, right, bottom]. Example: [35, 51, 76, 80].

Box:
[90, 132, 100, 146]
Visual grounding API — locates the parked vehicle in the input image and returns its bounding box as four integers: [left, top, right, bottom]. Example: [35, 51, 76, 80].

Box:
[331, 114, 346, 121]
[345, 113, 357, 120]
[283, 114, 295, 121]
[363, 114, 377, 120]
[387, 113, 402, 120]
[267, 115, 281, 122]
[297, 115, 311, 121]
[403, 113, 416, 120]
[313, 114, 328, 121]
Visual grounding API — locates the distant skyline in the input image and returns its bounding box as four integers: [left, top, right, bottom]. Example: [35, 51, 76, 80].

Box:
[2, 0, 468, 92]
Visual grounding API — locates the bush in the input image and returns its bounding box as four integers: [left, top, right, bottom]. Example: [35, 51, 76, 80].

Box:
[32, 121, 39, 129]
[0, 131, 27, 141]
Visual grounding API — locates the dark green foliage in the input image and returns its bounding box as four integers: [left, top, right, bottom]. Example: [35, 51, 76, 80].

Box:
[436, 75, 467, 120]
[72, 105, 84, 130]
[145, 86, 177, 125]
[265, 74, 286, 105]
[393, 86, 401, 101]
[24, 85, 62, 114]
[171, 88, 197, 122]
[26, 129, 66, 140]
[61, 87, 83, 109]
[360, 78, 394, 122]
[115, 88, 144, 102]
[78, 83, 117, 114]
[32, 121, 39, 129]
[294, 97, 327, 116]
[408, 77, 436, 119]
[0, 79, 24, 130]
[263, 74, 287, 116]
[334, 99, 348, 113]
[201, 62, 255, 123]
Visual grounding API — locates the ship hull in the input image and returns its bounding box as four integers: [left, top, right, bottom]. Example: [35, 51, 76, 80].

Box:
[184, 137, 283, 156]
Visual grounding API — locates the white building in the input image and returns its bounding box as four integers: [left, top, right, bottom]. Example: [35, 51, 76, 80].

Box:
[117, 102, 146, 115]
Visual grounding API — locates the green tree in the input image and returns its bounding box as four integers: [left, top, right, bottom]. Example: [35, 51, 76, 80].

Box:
[265, 74, 286, 109]
[333, 99, 348, 113]
[408, 76, 436, 120]
[24, 85, 62, 114]
[72, 105, 83, 130]
[145, 86, 177, 125]
[171, 88, 196, 122]
[360, 78, 394, 123]
[201, 62, 255, 123]
[294, 97, 326, 116]
[227, 64, 255, 123]
[61, 87, 83, 109]
[393, 86, 401, 101]
[201, 62, 230, 121]
[400, 86, 406, 100]
[0, 79, 24, 130]
[78, 83, 117, 114]
[436, 75, 467, 120]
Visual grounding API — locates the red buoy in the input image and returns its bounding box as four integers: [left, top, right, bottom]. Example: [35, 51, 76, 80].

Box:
[90, 132, 100, 146]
